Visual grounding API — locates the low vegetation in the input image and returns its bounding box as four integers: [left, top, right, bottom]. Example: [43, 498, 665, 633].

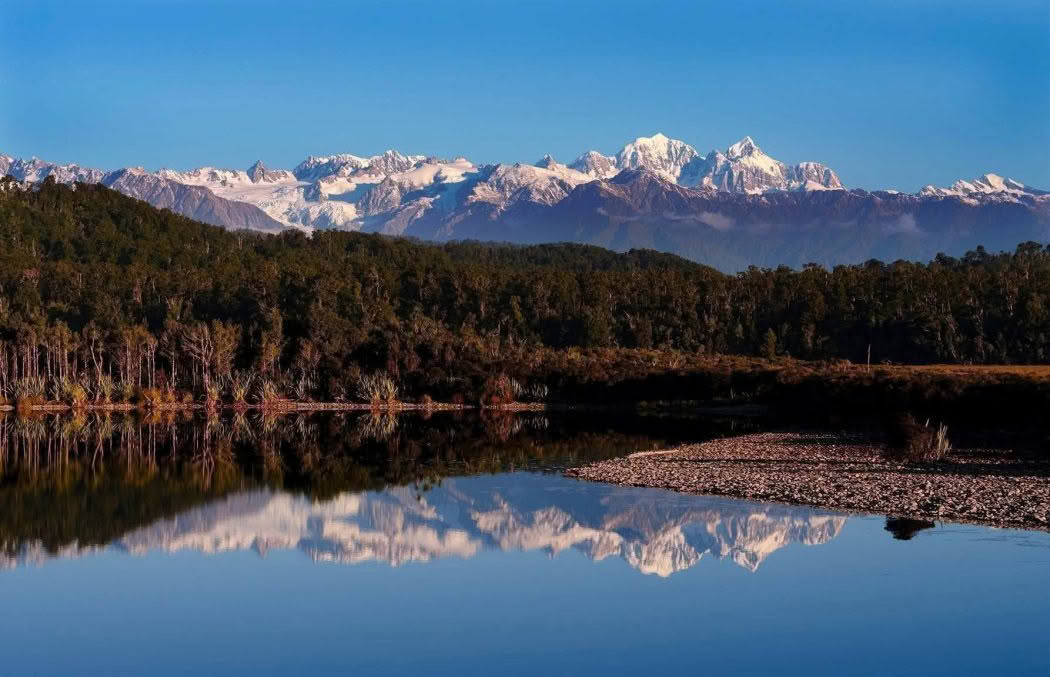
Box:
[884, 415, 952, 462]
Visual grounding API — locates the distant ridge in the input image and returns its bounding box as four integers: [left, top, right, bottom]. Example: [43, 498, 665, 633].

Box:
[2, 135, 1047, 271]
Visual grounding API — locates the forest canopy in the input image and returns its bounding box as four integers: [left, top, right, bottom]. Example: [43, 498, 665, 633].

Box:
[1, 176, 1048, 404]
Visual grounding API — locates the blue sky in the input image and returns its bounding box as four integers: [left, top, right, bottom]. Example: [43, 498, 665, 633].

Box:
[2, 0, 1047, 191]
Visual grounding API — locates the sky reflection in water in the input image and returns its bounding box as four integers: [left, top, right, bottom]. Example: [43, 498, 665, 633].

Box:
[2, 471, 1048, 676]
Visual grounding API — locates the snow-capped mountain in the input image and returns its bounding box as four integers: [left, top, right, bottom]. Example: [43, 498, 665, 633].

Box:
[682, 136, 843, 193]
[1, 473, 846, 576]
[5, 133, 842, 233]
[4, 134, 1047, 271]
[0, 154, 104, 184]
[569, 150, 618, 179]
[920, 173, 1049, 201]
[613, 133, 701, 183]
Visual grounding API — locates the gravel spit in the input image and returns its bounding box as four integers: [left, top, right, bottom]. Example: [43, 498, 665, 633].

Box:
[565, 431, 1050, 531]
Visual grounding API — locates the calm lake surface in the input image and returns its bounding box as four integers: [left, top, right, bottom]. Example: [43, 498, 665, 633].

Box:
[1, 412, 1047, 676]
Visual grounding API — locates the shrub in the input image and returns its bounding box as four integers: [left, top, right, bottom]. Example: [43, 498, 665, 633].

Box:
[229, 371, 255, 404]
[92, 375, 114, 403]
[258, 378, 284, 406]
[12, 377, 47, 409]
[63, 380, 89, 407]
[356, 371, 398, 405]
[138, 388, 164, 408]
[481, 373, 515, 406]
[12, 377, 46, 401]
[291, 375, 314, 402]
[204, 381, 221, 407]
[523, 383, 549, 403]
[884, 414, 952, 462]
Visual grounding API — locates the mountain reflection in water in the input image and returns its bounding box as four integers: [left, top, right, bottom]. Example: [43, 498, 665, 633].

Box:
[3, 414, 1048, 677]
[0, 410, 763, 565]
[4, 472, 846, 576]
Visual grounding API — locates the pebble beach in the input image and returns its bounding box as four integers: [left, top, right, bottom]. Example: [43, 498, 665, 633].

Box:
[566, 431, 1050, 530]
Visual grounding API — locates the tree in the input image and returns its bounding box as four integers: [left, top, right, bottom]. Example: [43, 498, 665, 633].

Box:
[761, 328, 778, 361]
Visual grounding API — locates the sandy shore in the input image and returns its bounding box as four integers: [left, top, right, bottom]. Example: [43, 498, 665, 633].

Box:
[566, 431, 1050, 531]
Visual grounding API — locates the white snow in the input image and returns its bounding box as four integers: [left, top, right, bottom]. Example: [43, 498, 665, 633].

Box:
[921, 173, 1044, 202]
[615, 132, 700, 182]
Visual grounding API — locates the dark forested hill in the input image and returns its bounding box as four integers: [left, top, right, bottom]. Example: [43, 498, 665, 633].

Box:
[2, 177, 1050, 405]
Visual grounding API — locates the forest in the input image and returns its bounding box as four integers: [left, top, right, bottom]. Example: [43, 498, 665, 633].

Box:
[1, 176, 1049, 410]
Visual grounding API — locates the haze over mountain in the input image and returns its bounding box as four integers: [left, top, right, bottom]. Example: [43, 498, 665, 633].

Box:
[3, 133, 1047, 271]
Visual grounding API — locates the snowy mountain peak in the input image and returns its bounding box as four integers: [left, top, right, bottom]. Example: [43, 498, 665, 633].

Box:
[570, 151, 618, 179]
[683, 137, 842, 193]
[727, 136, 760, 158]
[921, 173, 1047, 200]
[247, 160, 265, 180]
[535, 154, 558, 169]
[615, 133, 699, 182]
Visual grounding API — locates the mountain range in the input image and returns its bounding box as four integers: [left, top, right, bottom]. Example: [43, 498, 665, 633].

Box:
[3, 134, 1047, 271]
[1, 473, 846, 577]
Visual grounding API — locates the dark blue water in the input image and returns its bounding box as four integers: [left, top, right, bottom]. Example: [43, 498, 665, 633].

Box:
[2, 471, 1047, 676]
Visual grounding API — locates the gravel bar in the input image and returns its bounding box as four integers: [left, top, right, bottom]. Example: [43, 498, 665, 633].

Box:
[565, 431, 1050, 531]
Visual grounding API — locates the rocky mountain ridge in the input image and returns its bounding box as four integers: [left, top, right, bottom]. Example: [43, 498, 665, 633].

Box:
[3, 136, 1046, 271]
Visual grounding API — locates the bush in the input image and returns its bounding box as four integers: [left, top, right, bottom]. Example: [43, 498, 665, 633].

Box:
[229, 371, 255, 404]
[258, 378, 284, 406]
[138, 388, 165, 408]
[12, 377, 47, 409]
[92, 375, 114, 403]
[63, 380, 89, 407]
[356, 371, 398, 405]
[204, 382, 221, 407]
[884, 414, 952, 462]
[481, 373, 515, 406]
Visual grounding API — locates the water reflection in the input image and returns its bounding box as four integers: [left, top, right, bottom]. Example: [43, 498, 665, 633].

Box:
[3, 469, 846, 575]
[884, 517, 937, 540]
[0, 411, 845, 575]
[0, 410, 759, 559]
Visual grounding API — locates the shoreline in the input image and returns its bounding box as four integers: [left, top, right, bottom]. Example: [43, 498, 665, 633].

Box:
[0, 400, 764, 415]
[0, 401, 550, 414]
[565, 431, 1050, 532]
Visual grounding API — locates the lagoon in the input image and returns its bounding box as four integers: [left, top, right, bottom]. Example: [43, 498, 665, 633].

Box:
[1, 413, 1047, 676]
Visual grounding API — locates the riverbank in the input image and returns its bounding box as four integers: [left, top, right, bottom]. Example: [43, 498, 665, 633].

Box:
[0, 401, 548, 414]
[565, 431, 1050, 531]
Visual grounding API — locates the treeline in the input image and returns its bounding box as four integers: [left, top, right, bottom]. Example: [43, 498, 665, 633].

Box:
[1, 176, 1049, 405]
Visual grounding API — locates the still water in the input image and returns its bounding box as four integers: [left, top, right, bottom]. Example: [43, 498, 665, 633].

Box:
[0, 412, 1047, 676]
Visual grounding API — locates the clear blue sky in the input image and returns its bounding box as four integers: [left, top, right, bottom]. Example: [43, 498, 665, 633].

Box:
[2, 0, 1047, 191]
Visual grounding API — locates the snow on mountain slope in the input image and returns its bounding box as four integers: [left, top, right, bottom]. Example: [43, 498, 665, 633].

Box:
[0, 155, 105, 184]
[158, 162, 357, 229]
[569, 150, 619, 179]
[153, 154, 479, 230]
[102, 167, 290, 232]
[684, 136, 843, 193]
[5, 139, 1046, 270]
[466, 161, 592, 210]
[0, 136, 848, 231]
[920, 173, 1049, 203]
[614, 133, 701, 182]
